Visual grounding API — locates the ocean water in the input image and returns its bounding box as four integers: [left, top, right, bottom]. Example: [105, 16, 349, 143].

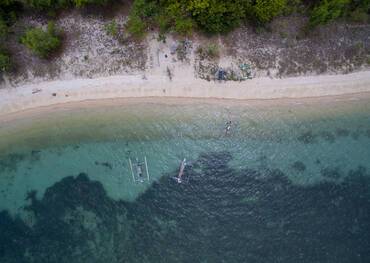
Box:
[0, 97, 369, 262]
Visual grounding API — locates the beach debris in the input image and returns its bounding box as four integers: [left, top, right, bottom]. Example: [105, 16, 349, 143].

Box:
[157, 33, 166, 43]
[176, 39, 193, 61]
[239, 63, 253, 80]
[183, 40, 192, 51]
[170, 42, 178, 55]
[32, 88, 42, 94]
[196, 61, 253, 82]
[216, 68, 227, 81]
[166, 66, 173, 81]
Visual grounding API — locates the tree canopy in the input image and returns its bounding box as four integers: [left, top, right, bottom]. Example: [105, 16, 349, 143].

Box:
[22, 0, 108, 10]
[0, 0, 369, 72]
[0, 50, 11, 72]
[20, 22, 61, 58]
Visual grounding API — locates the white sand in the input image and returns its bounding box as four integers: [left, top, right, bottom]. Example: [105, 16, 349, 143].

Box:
[1, 70, 370, 116]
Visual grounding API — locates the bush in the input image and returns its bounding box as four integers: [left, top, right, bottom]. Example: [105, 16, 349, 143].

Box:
[158, 2, 194, 35]
[349, 7, 369, 23]
[0, 50, 11, 72]
[0, 0, 18, 25]
[128, 0, 253, 35]
[73, 0, 109, 8]
[23, 0, 71, 10]
[105, 20, 118, 37]
[188, 0, 249, 33]
[206, 43, 219, 58]
[130, 0, 157, 19]
[174, 17, 193, 35]
[23, 0, 109, 9]
[156, 14, 171, 33]
[253, 0, 288, 24]
[164, 2, 194, 35]
[309, 0, 351, 27]
[126, 15, 146, 38]
[128, 0, 299, 34]
[0, 19, 8, 38]
[130, 0, 364, 34]
[283, 0, 302, 15]
[126, 0, 158, 37]
[196, 43, 219, 60]
[21, 22, 61, 58]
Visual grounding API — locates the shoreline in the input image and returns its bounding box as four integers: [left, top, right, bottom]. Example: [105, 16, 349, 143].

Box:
[1, 70, 370, 118]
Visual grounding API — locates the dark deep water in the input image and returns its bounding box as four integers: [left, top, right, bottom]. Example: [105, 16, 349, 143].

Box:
[1, 151, 370, 263]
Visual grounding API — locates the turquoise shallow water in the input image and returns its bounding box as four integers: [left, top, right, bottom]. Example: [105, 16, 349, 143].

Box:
[0, 97, 370, 262]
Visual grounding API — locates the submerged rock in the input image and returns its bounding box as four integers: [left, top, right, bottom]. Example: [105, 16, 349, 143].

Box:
[291, 161, 306, 172]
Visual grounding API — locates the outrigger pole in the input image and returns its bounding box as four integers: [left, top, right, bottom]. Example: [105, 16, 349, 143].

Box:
[128, 158, 135, 182]
[144, 156, 150, 182]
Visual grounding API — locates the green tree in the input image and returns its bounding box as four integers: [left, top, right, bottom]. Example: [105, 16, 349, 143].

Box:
[128, 0, 157, 18]
[126, 0, 158, 36]
[1, 0, 18, 25]
[21, 22, 61, 58]
[23, 0, 109, 9]
[253, 0, 288, 24]
[126, 15, 146, 38]
[73, 0, 108, 8]
[349, 7, 369, 22]
[105, 20, 118, 37]
[188, 0, 250, 33]
[0, 50, 11, 72]
[348, 0, 370, 22]
[174, 17, 193, 35]
[163, 1, 193, 34]
[0, 18, 7, 38]
[23, 0, 71, 10]
[309, 0, 351, 27]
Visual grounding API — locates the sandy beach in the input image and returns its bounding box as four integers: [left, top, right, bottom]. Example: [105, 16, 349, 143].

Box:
[1, 70, 370, 117]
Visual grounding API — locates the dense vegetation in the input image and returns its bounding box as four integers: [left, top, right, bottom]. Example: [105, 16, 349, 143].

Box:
[0, 49, 11, 72]
[20, 21, 61, 58]
[0, 0, 369, 72]
[22, 0, 109, 10]
[309, 0, 370, 27]
[127, 0, 370, 36]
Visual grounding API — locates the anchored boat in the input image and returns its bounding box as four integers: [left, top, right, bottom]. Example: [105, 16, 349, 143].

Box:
[175, 158, 187, 183]
[128, 157, 150, 183]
